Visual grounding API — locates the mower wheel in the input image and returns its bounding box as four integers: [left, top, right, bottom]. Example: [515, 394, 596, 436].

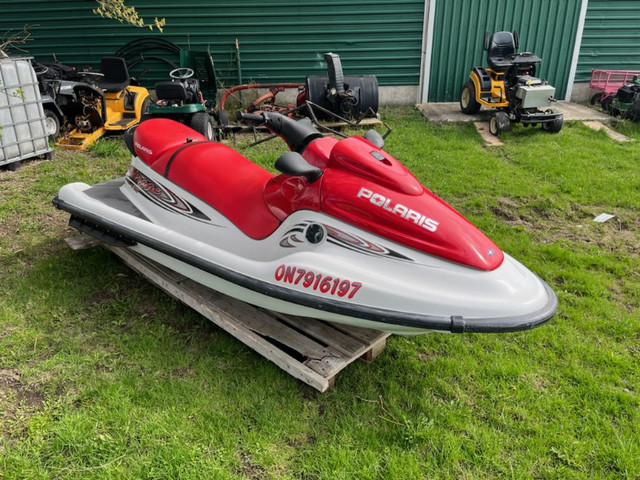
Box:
[191, 112, 215, 140]
[489, 111, 510, 136]
[590, 93, 602, 106]
[460, 81, 481, 114]
[542, 111, 563, 133]
[43, 109, 61, 139]
[601, 95, 613, 113]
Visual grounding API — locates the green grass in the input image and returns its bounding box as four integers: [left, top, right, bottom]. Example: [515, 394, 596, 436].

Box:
[1, 109, 639, 479]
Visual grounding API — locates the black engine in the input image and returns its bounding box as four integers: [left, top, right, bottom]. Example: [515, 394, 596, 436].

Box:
[299, 52, 378, 121]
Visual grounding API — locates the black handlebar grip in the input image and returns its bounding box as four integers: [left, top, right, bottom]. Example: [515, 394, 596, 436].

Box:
[236, 111, 265, 124]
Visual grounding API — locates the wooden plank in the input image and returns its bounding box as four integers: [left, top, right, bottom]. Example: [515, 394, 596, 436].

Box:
[582, 120, 632, 142]
[105, 245, 335, 391]
[65, 235, 100, 250]
[270, 311, 389, 359]
[97, 244, 389, 391]
[473, 122, 503, 146]
[178, 278, 353, 378]
[362, 336, 388, 362]
[269, 311, 367, 355]
[328, 321, 390, 346]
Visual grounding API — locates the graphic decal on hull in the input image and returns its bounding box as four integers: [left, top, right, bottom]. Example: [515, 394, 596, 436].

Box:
[280, 221, 413, 262]
[126, 168, 212, 223]
[279, 225, 306, 248]
[274, 264, 363, 299]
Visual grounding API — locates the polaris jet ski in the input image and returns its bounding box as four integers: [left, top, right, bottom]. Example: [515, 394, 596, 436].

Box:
[53, 112, 557, 334]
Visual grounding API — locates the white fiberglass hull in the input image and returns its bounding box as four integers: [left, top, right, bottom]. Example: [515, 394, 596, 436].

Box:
[54, 160, 557, 335]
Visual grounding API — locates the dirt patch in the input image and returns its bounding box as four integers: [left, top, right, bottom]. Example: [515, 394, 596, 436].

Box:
[0, 151, 86, 256]
[418, 349, 438, 362]
[170, 366, 194, 378]
[0, 368, 46, 439]
[238, 450, 267, 480]
[493, 197, 640, 257]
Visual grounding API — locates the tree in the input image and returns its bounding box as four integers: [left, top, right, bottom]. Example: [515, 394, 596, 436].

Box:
[93, 0, 166, 32]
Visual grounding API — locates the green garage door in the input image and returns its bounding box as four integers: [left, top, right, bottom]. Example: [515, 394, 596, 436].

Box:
[575, 0, 640, 82]
[0, 0, 424, 89]
[428, 0, 583, 102]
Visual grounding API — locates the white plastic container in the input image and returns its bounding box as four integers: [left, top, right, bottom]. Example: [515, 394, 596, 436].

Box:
[0, 56, 52, 168]
[515, 84, 556, 109]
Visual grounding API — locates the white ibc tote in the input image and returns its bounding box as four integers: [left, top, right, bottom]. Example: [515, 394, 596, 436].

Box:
[0, 56, 52, 169]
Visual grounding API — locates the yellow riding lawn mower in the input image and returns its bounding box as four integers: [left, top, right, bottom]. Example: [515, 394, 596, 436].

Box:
[460, 30, 563, 136]
[57, 56, 150, 149]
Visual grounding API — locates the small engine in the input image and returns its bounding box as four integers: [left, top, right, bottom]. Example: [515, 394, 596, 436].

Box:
[299, 52, 378, 121]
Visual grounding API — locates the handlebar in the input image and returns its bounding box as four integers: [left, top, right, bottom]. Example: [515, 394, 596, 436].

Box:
[236, 111, 265, 124]
[236, 111, 323, 153]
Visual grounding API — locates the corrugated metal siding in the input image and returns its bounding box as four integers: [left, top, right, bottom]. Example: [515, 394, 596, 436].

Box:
[428, 0, 582, 102]
[0, 0, 424, 91]
[575, 0, 640, 82]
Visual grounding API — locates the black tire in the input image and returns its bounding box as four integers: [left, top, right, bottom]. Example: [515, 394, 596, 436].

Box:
[190, 112, 215, 140]
[460, 81, 481, 114]
[542, 110, 563, 133]
[590, 93, 602, 106]
[601, 95, 613, 113]
[44, 109, 61, 139]
[489, 111, 510, 136]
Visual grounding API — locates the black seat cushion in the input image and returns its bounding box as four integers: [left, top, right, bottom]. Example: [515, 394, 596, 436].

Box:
[98, 57, 130, 92]
[155, 81, 190, 102]
[487, 31, 515, 70]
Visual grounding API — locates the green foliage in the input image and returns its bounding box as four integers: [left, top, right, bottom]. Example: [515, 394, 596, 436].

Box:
[93, 0, 166, 32]
[0, 110, 638, 479]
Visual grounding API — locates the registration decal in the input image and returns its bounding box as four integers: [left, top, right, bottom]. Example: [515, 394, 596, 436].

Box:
[274, 264, 362, 299]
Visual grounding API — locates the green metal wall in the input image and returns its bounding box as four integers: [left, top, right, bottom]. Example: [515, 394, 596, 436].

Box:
[0, 0, 425, 90]
[575, 0, 640, 82]
[428, 0, 582, 102]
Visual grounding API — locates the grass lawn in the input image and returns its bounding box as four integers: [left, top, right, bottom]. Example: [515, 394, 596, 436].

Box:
[0, 107, 638, 479]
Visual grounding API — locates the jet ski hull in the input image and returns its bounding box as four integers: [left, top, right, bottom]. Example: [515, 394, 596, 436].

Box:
[54, 166, 557, 335]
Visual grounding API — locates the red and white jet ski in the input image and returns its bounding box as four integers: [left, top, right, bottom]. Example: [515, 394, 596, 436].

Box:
[53, 112, 557, 334]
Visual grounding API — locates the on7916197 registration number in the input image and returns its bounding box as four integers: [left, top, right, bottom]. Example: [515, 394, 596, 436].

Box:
[274, 264, 362, 299]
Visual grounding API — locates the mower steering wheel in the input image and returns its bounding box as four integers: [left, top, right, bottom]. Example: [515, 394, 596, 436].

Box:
[169, 68, 194, 80]
[33, 64, 49, 76]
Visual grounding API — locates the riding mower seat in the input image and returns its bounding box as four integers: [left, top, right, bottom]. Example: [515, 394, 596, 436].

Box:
[155, 81, 190, 105]
[98, 57, 130, 92]
[486, 31, 516, 71]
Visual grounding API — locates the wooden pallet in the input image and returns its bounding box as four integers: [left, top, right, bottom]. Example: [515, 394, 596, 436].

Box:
[66, 236, 390, 392]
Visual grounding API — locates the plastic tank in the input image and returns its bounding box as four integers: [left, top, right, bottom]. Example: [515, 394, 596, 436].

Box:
[0, 56, 52, 168]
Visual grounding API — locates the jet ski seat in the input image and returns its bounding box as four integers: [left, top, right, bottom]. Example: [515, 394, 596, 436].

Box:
[131, 118, 280, 239]
[165, 142, 280, 239]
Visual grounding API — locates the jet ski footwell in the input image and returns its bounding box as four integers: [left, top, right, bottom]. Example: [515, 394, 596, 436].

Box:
[72, 237, 389, 392]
